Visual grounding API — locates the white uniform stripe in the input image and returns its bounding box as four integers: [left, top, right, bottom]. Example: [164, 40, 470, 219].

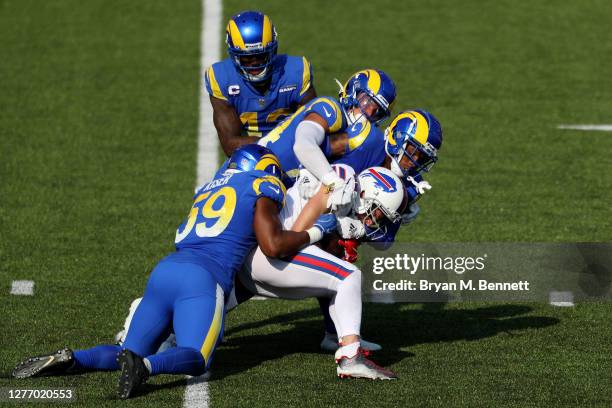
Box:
[10, 280, 34, 295]
[185, 0, 222, 406]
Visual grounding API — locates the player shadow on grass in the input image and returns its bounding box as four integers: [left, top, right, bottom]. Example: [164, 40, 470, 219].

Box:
[210, 303, 559, 380]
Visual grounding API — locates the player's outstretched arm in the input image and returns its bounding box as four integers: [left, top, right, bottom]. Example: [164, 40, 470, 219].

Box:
[254, 197, 335, 258]
[292, 113, 334, 181]
[210, 96, 259, 156]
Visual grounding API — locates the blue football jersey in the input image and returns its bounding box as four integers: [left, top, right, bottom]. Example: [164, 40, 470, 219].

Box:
[258, 96, 386, 184]
[164, 170, 285, 295]
[257, 96, 347, 180]
[333, 121, 386, 174]
[204, 55, 313, 137]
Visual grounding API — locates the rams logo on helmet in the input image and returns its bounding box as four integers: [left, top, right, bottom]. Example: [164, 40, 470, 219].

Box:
[225, 11, 278, 83]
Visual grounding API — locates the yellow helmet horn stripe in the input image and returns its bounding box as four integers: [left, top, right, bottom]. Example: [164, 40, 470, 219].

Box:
[227, 19, 246, 49]
[364, 69, 381, 94]
[406, 111, 430, 145]
[255, 154, 281, 172]
[387, 111, 411, 146]
[262, 15, 273, 46]
[388, 111, 430, 146]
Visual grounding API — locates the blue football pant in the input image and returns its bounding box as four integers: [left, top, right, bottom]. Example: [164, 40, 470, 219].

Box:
[122, 261, 225, 376]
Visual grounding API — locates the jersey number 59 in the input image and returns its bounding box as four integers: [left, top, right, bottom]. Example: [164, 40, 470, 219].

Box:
[175, 187, 237, 243]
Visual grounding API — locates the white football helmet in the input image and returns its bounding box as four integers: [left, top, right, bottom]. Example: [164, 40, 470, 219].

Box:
[354, 167, 405, 235]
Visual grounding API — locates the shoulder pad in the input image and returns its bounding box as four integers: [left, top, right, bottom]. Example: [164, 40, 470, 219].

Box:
[307, 97, 344, 133]
[204, 64, 228, 101]
[251, 172, 286, 208]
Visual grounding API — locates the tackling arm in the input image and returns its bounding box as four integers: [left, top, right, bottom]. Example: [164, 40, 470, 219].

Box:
[291, 187, 329, 232]
[254, 197, 312, 258]
[210, 96, 259, 156]
[292, 113, 336, 183]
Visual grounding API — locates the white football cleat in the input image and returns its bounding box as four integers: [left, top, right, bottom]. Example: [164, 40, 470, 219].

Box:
[320, 332, 382, 353]
[335, 348, 397, 380]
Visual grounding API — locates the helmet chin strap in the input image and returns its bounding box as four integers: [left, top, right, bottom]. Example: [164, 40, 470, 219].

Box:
[346, 109, 368, 127]
[390, 158, 404, 177]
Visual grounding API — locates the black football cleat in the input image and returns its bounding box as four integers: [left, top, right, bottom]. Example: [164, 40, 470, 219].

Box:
[12, 348, 76, 379]
[116, 349, 149, 399]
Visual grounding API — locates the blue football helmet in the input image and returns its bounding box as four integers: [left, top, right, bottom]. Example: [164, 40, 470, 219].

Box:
[226, 11, 278, 83]
[339, 69, 397, 126]
[227, 144, 283, 178]
[384, 110, 443, 177]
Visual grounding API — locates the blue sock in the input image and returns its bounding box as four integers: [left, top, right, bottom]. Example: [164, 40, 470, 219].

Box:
[73, 344, 121, 371]
[146, 346, 205, 376]
[317, 297, 337, 335]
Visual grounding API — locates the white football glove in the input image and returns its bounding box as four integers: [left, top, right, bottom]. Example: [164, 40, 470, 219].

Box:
[322, 171, 355, 212]
[406, 176, 432, 195]
[296, 169, 320, 200]
[336, 216, 366, 239]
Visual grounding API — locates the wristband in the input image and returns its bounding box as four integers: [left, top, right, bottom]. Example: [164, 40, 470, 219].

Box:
[306, 226, 323, 244]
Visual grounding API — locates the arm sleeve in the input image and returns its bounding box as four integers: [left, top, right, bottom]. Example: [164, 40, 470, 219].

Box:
[293, 120, 334, 181]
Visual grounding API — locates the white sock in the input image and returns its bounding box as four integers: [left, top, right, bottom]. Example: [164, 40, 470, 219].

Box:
[333, 270, 362, 338]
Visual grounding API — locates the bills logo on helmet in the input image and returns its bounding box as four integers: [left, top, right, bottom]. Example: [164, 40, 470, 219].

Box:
[362, 168, 398, 192]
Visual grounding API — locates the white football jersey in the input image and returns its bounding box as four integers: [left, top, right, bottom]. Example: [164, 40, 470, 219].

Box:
[279, 164, 355, 230]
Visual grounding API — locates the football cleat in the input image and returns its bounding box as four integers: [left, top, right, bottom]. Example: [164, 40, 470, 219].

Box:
[336, 348, 397, 380]
[12, 348, 76, 379]
[117, 349, 149, 400]
[320, 332, 382, 353]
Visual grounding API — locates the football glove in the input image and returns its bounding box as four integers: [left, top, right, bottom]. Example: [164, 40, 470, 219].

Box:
[406, 176, 432, 195]
[307, 214, 338, 244]
[338, 239, 361, 263]
[296, 169, 319, 200]
[336, 216, 366, 239]
[322, 171, 355, 212]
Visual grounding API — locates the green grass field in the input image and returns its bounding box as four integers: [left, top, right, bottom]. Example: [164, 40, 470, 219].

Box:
[1, 0, 611, 406]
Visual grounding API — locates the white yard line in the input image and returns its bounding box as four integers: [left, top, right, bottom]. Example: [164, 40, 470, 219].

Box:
[10, 280, 35, 295]
[196, 0, 223, 186]
[184, 0, 222, 406]
[184, 372, 212, 407]
[549, 291, 575, 307]
[557, 124, 612, 132]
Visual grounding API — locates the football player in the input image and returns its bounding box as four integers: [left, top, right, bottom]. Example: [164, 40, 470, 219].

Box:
[12, 145, 338, 399]
[258, 69, 396, 192]
[232, 165, 404, 379]
[363, 109, 444, 244]
[205, 11, 317, 155]
[285, 111, 443, 358]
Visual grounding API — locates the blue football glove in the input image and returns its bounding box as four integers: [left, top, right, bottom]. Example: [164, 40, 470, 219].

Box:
[314, 213, 338, 234]
[307, 213, 337, 244]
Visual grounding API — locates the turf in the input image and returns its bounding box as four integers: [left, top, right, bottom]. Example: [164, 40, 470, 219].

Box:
[1, 0, 611, 406]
